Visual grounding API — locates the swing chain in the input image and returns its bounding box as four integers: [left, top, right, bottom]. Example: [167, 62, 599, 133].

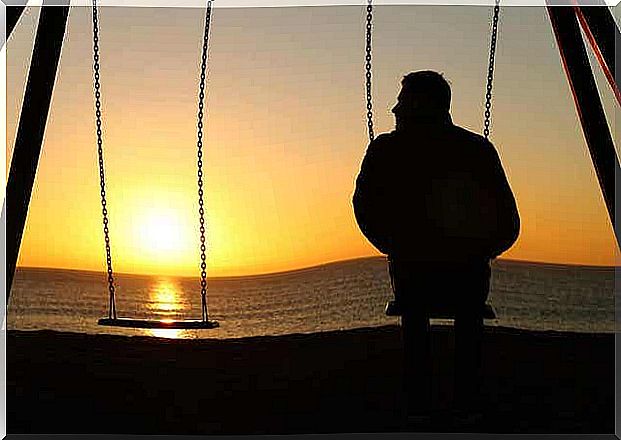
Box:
[92, 0, 117, 320]
[483, 0, 500, 140]
[365, 0, 374, 142]
[197, 0, 213, 322]
[91, 0, 215, 323]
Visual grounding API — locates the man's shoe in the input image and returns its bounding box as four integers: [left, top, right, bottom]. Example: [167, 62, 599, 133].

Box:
[451, 408, 484, 428]
[405, 412, 432, 430]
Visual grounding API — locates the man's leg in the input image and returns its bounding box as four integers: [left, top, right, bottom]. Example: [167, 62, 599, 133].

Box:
[393, 261, 433, 417]
[453, 309, 484, 412]
[453, 261, 490, 413]
[402, 309, 432, 416]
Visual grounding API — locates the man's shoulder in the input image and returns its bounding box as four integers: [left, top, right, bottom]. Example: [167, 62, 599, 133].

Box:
[450, 125, 490, 146]
[370, 131, 398, 147]
[364, 132, 399, 158]
[449, 125, 499, 160]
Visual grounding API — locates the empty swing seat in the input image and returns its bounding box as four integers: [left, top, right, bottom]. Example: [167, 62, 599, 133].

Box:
[98, 318, 219, 330]
[92, 2, 220, 333]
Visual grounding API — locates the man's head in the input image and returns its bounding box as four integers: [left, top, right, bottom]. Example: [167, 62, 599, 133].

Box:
[392, 71, 451, 130]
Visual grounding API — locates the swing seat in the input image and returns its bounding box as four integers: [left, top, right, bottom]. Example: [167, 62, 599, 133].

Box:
[98, 317, 220, 329]
[385, 300, 496, 320]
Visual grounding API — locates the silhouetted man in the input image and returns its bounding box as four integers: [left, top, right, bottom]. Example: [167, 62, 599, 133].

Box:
[353, 71, 520, 424]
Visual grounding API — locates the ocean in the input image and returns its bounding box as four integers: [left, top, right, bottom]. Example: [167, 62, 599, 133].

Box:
[7, 257, 617, 339]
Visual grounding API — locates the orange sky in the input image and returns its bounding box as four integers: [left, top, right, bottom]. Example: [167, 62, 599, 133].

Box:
[6, 5, 620, 277]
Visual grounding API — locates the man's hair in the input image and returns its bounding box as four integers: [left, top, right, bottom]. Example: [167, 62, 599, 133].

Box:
[401, 71, 451, 114]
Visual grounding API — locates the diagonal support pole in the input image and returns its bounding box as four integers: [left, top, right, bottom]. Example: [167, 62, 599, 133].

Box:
[547, 5, 620, 250]
[5, 4, 70, 304]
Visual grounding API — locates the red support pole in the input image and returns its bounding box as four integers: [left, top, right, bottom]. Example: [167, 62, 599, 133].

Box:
[574, 5, 621, 106]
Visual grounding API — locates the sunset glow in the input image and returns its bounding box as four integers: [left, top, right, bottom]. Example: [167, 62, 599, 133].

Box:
[7, 6, 620, 278]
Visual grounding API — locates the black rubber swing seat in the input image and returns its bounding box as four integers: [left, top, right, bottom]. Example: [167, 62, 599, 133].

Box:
[385, 301, 497, 320]
[98, 318, 220, 329]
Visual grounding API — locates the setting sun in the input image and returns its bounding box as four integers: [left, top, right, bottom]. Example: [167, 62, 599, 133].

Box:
[139, 211, 186, 254]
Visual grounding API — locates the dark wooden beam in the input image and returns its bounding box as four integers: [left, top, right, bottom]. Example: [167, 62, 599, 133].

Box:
[6, 4, 70, 303]
[546, 6, 620, 249]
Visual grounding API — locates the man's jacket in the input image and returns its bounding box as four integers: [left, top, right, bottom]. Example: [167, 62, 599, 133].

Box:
[353, 118, 520, 262]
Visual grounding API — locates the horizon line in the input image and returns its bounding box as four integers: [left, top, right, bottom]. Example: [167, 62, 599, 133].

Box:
[15, 254, 620, 279]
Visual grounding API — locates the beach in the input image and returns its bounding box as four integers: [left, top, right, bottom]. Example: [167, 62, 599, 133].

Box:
[7, 324, 614, 434]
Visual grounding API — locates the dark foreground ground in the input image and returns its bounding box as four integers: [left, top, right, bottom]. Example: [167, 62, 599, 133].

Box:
[7, 325, 614, 435]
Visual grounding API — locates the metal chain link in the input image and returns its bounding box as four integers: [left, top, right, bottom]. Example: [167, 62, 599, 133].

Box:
[365, 0, 374, 142]
[92, 0, 116, 320]
[483, 0, 500, 140]
[197, 0, 213, 322]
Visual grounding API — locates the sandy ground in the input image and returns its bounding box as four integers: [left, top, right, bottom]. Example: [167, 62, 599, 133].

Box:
[7, 325, 614, 434]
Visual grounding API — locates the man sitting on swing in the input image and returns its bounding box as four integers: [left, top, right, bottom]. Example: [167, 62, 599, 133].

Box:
[353, 70, 520, 424]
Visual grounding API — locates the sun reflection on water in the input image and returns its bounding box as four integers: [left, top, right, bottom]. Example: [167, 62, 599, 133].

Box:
[150, 280, 180, 313]
[149, 328, 185, 339]
[147, 279, 185, 339]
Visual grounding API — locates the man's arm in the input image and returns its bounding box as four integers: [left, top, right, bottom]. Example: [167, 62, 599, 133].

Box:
[352, 137, 393, 255]
[484, 142, 521, 258]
